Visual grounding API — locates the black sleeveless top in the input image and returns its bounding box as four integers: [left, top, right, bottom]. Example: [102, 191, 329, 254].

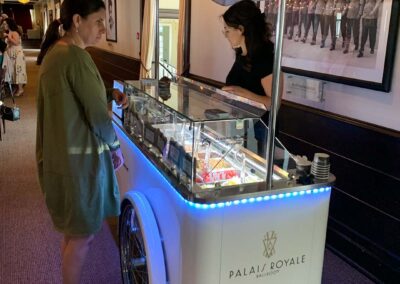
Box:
[226, 40, 274, 97]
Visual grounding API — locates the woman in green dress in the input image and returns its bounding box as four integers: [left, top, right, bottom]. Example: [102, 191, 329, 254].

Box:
[36, 0, 128, 283]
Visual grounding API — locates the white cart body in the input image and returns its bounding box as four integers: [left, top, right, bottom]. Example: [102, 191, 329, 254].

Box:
[115, 123, 332, 284]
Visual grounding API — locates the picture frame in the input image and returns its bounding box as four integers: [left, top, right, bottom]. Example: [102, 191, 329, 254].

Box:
[106, 0, 117, 42]
[48, 10, 54, 23]
[277, 0, 399, 92]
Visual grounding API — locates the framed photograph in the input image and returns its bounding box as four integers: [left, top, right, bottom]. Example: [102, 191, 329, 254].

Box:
[279, 0, 399, 92]
[48, 10, 54, 23]
[106, 0, 117, 42]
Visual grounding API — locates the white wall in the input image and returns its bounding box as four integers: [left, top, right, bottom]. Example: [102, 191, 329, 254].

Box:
[190, 0, 234, 82]
[37, 0, 141, 59]
[189, 0, 400, 131]
[160, 0, 179, 9]
[96, 0, 141, 59]
[284, 72, 400, 131]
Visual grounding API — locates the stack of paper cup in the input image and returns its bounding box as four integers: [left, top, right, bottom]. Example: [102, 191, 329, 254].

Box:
[311, 153, 330, 181]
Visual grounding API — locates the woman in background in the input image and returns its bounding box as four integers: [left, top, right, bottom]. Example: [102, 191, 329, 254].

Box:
[222, 0, 281, 156]
[36, 0, 127, 283]
[2, 18, 27, 96]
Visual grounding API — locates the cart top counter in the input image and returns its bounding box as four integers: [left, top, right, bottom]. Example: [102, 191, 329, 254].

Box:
[116, 77, 334, 203]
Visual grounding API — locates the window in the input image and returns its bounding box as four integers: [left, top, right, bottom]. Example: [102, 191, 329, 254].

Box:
[159, 6, 179, 79]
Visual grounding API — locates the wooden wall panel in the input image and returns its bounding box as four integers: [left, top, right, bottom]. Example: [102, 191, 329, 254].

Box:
[86, 47, 141, 88]
[278, 102, 400, 282]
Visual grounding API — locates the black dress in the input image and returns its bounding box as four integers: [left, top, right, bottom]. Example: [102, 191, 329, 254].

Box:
[226, 41, 274, 155]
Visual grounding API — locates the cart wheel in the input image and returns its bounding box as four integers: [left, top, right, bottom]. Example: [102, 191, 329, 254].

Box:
[119, 191, 166, 284]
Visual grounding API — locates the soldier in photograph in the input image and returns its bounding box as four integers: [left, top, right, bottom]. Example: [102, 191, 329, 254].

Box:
[265, 0, 278, 33]
[289, 0, 301, 39]
[357, 0, 382, 57]
[284, 0, 294, 37]
[320, 0, 336, 49]
[336, 0, 348, 49]
[311, 0, 326, 45]
[272, 0, 279, 33]
[295, 0, 309, 41]
[301, 0, 317, 43]
[343, 0, 365, 54]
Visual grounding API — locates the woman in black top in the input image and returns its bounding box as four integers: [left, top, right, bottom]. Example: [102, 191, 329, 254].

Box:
[222, 0, 279, 156]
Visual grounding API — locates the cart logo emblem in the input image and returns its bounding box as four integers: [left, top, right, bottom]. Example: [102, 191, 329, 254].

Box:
[263, 231, 277, 258]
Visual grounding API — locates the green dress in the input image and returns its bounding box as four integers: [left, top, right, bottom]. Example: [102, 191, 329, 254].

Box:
[36, 44, 120, 236]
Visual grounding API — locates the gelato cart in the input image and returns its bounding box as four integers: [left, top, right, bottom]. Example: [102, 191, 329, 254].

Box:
[113, 77, 334, 284]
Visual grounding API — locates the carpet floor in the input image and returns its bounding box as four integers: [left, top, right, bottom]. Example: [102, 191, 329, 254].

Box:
[0, 50, 374, 284]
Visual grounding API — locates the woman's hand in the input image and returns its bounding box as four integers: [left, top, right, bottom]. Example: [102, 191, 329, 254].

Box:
[221, 85, 248, 97]
[112, 89, 129, 109]
[223, 84, 271, 108]
[222, 85, 259, 101]
[111, 148, 124, 171]
[5, 31, 19, 46]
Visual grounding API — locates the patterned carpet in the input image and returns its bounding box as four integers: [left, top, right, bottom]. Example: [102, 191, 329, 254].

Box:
[0, 49, 373, 284]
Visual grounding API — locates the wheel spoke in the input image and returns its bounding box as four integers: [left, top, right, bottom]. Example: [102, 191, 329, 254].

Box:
[120, 204, 149, 284]
[130, 257, 146, 268]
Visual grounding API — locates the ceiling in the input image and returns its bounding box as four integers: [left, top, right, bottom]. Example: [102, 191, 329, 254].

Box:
[2, 0, 40, 4]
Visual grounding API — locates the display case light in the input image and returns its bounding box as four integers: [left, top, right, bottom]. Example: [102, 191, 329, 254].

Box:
[18, 0, 30, 4]
[185, 187, 332, 210]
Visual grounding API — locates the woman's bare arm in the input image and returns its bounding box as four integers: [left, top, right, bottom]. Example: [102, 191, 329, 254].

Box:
[222, 72, 283, 109]
[6, 31, 20, 45]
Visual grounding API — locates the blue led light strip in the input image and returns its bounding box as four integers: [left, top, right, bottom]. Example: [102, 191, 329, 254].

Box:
[183, 187, 331, 210]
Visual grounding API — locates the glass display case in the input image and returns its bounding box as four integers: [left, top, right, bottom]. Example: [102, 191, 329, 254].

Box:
[121, 77, 309, 200]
